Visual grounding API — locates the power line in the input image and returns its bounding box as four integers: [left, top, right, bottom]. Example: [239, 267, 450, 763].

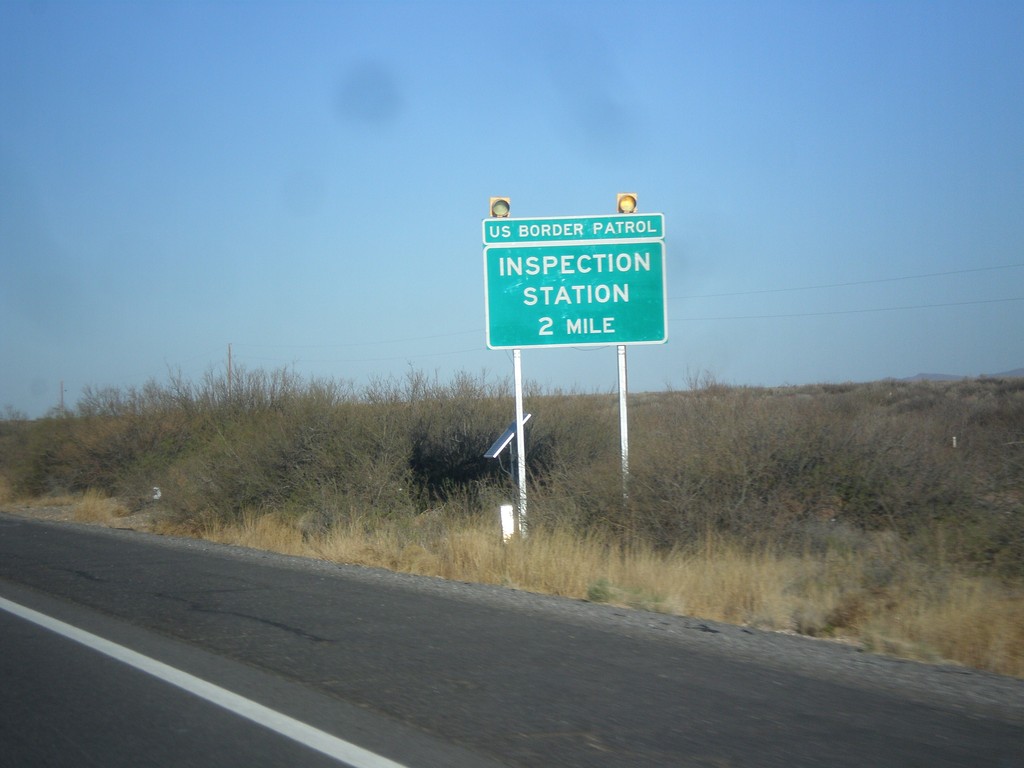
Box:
[226, 264, 1022, 359]
[234, 330, 480, 350]
[126, 291, 1021, 388]
[670, 263, 1024, 300]
[671, 296, 1024, 322]
[236, 346, 484, 366]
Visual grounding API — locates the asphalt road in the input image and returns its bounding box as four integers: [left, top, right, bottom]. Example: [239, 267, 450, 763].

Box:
[1, 513, 1021, 767]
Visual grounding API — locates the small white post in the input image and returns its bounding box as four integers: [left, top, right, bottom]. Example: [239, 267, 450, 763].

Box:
[499, 504, 515, 541]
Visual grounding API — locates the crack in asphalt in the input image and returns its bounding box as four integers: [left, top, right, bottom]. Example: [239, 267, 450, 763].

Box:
[153, 591, 333, 643]
[54, 567, 107, 583]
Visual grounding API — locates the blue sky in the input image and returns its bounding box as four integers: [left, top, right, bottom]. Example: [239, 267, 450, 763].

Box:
[2, 0, 1022, 417]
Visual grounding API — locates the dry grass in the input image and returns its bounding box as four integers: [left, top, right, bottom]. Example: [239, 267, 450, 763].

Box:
[180, 510, 310, 557]
[178, 512, 1024, 678]
[861, 578, 1024, 675]
[0, 487, 131, 523]
[71, 489, 130, 523]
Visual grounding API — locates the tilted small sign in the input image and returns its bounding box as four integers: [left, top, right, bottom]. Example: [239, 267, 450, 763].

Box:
[483, 239, 667, 349]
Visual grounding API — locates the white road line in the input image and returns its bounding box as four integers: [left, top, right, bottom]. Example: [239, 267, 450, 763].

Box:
[0, 596, 410, 768]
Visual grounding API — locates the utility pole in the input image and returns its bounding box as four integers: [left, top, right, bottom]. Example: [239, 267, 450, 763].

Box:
[227, 343, 233, 399]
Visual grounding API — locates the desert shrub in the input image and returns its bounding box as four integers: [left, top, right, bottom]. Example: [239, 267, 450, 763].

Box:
[4, 416, 78, 497]
[402, 370, 511, 500]
[164, 390, 414, 526]
[523, 391, 624, 534]
[609, 378, 1013, 561]
[2, 371, 1021, 576]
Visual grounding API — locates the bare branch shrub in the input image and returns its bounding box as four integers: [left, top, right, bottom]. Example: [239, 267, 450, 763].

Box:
[1, 370, 1021, 577]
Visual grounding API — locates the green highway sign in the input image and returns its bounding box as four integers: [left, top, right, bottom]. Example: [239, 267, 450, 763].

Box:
[483, 213, 665, 245]
[484, 239, 667, 349]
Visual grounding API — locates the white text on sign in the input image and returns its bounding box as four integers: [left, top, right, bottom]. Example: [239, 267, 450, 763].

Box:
[482, 213, 665, 245]
[483, 238, 667, 349]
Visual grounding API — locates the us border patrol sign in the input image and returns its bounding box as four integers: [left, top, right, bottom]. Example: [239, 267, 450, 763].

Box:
[482, 214, 668, 349]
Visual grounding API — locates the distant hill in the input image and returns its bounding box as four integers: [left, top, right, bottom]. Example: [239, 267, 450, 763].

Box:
[902, 368, 1024, 382]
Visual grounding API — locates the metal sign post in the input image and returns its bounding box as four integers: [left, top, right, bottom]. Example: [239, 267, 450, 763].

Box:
[618, 344, 629, 508]
[513, 349, 528, 533]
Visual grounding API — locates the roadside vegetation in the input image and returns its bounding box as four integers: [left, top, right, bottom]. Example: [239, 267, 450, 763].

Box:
[1, 368, 1022, 676]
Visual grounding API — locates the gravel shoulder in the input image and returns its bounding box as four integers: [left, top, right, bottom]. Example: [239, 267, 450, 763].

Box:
[1, 501, 166, 530]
